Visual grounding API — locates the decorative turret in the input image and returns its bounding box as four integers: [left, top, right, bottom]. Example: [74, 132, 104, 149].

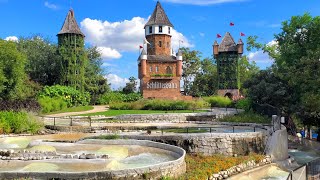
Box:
[145, 1, 173, 56]
[213, 32, 243, 99]
[57, 9, 84, 37]
[138, 1, 189, 100]
[57, 9, 86, 92]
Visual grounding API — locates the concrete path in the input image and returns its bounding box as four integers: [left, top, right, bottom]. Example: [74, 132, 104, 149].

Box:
[45, 105, 108, 117]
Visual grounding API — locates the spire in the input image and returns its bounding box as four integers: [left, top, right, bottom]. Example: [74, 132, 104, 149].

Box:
[145, 1, 173, 28]
[218, 32, 237, 52]
[58, 9, 85, 37]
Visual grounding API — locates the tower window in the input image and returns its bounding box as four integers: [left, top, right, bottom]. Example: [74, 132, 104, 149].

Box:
[159, 41, 162, 47]
[149, 26, 152, 34]
[156, 66, 159, 72]
[166, 66, 173, 74]
[159, 26, 163, 33]
[150, 66, 153, 72]
[168, 27, 171, 34]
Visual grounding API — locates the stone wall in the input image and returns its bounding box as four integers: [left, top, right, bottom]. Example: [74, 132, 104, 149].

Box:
[114, 111, 238, 123]
[266, 125, 288, 161]
[0, 140, 186, 180]
[121, 131, 267, 156]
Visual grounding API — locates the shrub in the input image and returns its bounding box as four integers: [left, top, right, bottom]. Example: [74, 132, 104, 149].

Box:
[219, 111, 271, 124]
[0, 99, 41, 112]
[38, 85, 90, 107]
[38, 97, 68, 113]
[0, 111, 44, 134]
[97, 92, 142, 105]
[235, 98, 252, 111]
[204, 96, 232, 108]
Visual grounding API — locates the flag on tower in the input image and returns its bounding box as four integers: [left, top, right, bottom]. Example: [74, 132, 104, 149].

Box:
[240, 32, 246, 36]
[217, 34, 222, 38]
[139, 45, 143, 49]
[230, 22, 235, 26]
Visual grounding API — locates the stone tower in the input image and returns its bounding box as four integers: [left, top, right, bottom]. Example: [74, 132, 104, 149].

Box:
[57, 9, 86, 92]
[138, 1, 188, 100]
[213, 32, 243, 99]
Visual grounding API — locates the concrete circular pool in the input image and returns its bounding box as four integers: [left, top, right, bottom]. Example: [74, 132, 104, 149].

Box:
[0, 136, 186, 179]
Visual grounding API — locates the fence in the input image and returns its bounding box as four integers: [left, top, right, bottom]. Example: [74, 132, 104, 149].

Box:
[287, 158, 320, 180]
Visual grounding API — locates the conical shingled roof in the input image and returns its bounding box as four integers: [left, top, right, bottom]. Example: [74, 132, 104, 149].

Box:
[145, 1, 173, 28]
[218, 32, 237, 52]
[58, 9, 85, 37]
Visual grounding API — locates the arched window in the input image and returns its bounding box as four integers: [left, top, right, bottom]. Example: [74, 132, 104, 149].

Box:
[166, 66, 173, 74]
[159, 41, 162, 47]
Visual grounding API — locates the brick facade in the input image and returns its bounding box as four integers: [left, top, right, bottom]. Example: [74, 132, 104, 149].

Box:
[146, 34, 171, 56]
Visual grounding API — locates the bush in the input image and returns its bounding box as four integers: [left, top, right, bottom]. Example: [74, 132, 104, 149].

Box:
[0, 99, 41, 112]
[203, 96, 232, 108]
[38, 97, 68, 113]
[109, 99, 209, 111]
[235, 98, 252, 111]
[38, 85, 90, 107]
[219, 111, 271, 124]
[97, 92, 142, 104]
[0, 111, 44, 134]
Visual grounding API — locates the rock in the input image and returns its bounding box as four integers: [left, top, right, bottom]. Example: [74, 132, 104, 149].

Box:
[101, 154, 109, 159]
[79, 154, 86, 159]
[85, 154, 96, 159]
[263, 159, 266, 163]
[73, 155, 79, 159]
[223, 174, 228, 179]
[236, 167, 241, 172]
[233, 154, 237, 157]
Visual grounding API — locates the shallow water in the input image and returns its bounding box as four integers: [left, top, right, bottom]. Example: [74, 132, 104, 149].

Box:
[0, 136, 178, 172]
[229, 165, 289, 180]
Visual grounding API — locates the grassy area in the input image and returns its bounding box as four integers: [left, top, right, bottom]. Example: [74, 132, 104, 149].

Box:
[162, 153, 264, 180]
[80, 109, 206, 117]
[218, 112, 271, 124]
[43, 106, 94, 115]
[163, 128, 207, 133]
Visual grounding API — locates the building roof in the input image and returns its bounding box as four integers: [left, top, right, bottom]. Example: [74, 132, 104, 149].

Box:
[218, 32, 237, 52]
[145, 1, 173, 28]
[147, 55, 177, 62]
[57, 9, 85, 37]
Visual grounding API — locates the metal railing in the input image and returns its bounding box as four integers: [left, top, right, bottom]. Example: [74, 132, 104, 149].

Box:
[287, 158, 320, 180]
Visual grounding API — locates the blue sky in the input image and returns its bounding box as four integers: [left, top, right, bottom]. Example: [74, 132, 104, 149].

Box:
[1, 0, 319, 89]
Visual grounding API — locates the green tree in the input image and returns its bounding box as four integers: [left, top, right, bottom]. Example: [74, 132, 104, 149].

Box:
[17, 36, 60, 86]
[190, 57, 218, 97]
[272, 13, 320, 129]
[180, 47, 201, 95]
[123, 77, 137, 94]
[0, 39, 27, 100]
[238, 56, 260, 92]
[85, 47, 110, 104]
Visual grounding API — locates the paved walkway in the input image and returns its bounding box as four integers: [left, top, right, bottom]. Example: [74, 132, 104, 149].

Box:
[45, 105, 108, 117]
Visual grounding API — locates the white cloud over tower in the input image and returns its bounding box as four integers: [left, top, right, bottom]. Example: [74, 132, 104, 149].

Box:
[80, 17, 192, 60]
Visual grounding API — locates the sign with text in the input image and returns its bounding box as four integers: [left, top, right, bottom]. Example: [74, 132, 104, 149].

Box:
[147, 82, 178, 89]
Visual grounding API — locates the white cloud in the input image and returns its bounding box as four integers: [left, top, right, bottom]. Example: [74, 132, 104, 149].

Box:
[161, 0, 247, 5]
[5, 36, 18, 42]
[199, 32, 205, 37]
[105, 74, 129, 90]
[267, 40, 278, 47]
[81, 16, 192, 59]
[97, 47, 122, 60]
[44, 1, 58, 10]
[248, 51, 272, 63]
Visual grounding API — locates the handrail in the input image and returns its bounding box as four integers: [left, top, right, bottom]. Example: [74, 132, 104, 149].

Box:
[286, 157, 320, 179]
